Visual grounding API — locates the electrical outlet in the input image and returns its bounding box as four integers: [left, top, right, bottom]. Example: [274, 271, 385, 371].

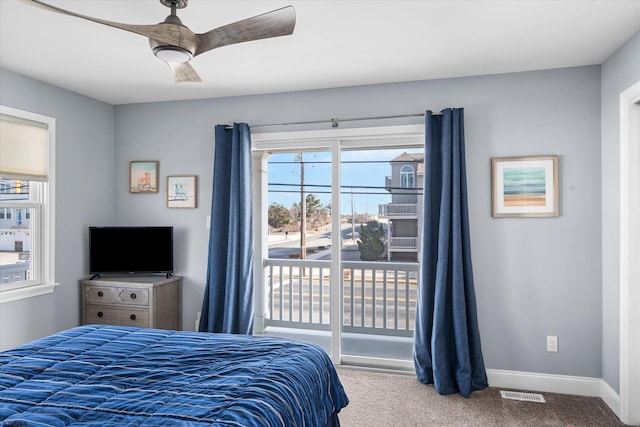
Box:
[547, 336, 558, 352]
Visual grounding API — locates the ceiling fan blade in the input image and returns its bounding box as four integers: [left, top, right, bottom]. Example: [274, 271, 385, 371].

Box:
[167, 62, 203, 83]
[18, 0, 186, 47]
[195, 6, 295, 57]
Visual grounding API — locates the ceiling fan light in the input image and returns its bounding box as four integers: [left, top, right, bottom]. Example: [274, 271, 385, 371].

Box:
[153, 46, 193, 63]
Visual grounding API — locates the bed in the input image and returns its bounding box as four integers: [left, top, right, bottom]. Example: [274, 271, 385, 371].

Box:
[0, 325, 349, 426]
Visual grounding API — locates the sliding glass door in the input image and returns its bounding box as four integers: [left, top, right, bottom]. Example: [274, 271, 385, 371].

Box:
[252, 125, 423, 368]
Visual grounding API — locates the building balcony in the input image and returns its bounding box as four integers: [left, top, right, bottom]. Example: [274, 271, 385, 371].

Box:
[378, 203, 418, 218]
[388, 237, 418, 252]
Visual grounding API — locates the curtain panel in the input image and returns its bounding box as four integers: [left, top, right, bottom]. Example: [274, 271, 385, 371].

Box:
[413, 108, 488, 397]
[199, 123, 254, 335]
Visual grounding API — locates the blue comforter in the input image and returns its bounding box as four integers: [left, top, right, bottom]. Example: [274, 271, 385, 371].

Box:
[0, 325, 348, 426]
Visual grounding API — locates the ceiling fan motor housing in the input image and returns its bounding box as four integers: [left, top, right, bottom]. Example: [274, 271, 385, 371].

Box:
[150, 0, 196, 62]
[149, 22, 197, 63]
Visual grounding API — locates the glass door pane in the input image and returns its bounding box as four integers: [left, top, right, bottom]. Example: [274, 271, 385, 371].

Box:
[263, 151, 333, 353]
[340, 148, 422, 362]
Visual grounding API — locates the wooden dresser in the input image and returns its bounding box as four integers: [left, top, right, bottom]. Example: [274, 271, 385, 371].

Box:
[80, 276, 182, 330]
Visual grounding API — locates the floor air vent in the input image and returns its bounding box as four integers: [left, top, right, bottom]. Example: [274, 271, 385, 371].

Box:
[500, 390, 546, 403]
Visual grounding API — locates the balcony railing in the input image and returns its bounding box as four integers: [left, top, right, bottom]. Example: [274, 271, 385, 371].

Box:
[388, 237, 418, 251]
[263, 259, 418, 337]
[378, 203, 418, 218]
[0, 262, 29, 283]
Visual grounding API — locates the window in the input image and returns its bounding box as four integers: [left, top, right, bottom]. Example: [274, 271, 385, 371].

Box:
[0, 106, 56, 303]
[400, 165, 415, 188]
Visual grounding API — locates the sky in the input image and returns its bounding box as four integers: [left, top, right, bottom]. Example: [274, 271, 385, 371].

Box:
[268, 148, 423, 216]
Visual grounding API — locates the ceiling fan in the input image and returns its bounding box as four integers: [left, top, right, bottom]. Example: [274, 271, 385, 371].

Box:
[18, 0, 296, 83]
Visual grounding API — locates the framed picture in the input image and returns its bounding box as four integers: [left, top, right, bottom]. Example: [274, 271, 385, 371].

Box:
[167, 175, 197, 208]
[491, 155, 559, 218]
[130, 161, 159, 193]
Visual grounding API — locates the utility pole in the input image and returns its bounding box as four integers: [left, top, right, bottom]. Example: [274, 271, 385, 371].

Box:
[295, 153, 307, 260]
[351, 187, 355, 241]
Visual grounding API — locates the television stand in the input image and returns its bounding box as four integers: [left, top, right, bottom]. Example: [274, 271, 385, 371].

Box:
[80, 275, 182, 330]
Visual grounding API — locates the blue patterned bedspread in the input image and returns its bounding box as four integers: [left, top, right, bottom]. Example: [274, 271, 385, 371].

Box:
[0, 325, 348, 426]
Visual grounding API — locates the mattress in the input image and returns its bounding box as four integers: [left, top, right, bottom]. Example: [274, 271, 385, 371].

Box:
[0, 325, 349, 426]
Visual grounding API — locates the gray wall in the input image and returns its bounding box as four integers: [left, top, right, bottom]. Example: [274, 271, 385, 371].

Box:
[600, 31, 640, 393]
[0, 68, 115, 350]
[114, 65, 603, 379]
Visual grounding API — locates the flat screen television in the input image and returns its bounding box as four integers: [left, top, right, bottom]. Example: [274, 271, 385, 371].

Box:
[89, 226, 173, 277]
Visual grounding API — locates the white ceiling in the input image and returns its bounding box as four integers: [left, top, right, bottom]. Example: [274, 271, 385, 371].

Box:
[1, 1, 639, 105]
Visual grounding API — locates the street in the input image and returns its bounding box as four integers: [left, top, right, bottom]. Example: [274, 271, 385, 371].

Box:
[268, 223, 362, 260]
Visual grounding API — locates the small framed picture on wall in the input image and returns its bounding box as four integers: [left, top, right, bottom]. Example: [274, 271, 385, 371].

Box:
[130, 161, 159, 193]
[491, 155, 559, 218]
[167, 175, 197, 208]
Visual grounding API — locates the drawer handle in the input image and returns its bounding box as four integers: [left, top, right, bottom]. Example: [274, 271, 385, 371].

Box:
[130, 293, 137, 300]
[97, 291, 104, 297]
[130, 314, 137, 321]
[97, 311, 103, 318]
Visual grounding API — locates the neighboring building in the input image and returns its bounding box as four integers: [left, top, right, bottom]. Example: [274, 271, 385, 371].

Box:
[378, 153, 423, 262]
[0, 179, 31, 253]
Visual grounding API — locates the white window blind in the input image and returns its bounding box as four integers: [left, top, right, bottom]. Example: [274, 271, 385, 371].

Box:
[0, 113, 48, 181]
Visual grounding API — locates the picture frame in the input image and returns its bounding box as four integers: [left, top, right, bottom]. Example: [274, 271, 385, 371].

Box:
[167, 175, 197, 208]
[130, 161, 159, 193]
[491, 155, 559, 218]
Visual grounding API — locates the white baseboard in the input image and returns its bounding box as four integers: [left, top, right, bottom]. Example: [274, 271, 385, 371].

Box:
[487, 369, 621, 420]
[600, 380, 621, 419]
[487, 368, 601, 396]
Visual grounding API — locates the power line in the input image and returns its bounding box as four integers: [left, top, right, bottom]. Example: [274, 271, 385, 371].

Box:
[268, 159, 423, 165]
[268, 191, 423, 196]
[268, 182, 423, 194]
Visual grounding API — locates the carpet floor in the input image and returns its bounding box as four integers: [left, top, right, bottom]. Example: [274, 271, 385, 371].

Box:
[335, 367, 625, 426]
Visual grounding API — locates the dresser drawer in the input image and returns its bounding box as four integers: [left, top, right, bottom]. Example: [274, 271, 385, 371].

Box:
[85, 286, 117, 303]
[84, 305, 149, 328]
[117, 288, 149, 305]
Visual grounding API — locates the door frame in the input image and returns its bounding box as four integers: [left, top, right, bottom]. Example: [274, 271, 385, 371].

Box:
[251, 124, 424, 363]
[619, 81, 640, 425]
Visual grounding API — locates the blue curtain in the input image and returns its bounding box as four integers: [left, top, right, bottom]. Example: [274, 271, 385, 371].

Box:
[199, 123, 254, 335]
[413, 108, 488, 397]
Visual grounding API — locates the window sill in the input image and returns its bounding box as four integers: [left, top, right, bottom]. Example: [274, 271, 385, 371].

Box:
[0, 282, 59, 303]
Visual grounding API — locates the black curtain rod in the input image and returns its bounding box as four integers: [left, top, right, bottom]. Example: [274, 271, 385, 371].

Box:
[223, 112, 442, 130]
